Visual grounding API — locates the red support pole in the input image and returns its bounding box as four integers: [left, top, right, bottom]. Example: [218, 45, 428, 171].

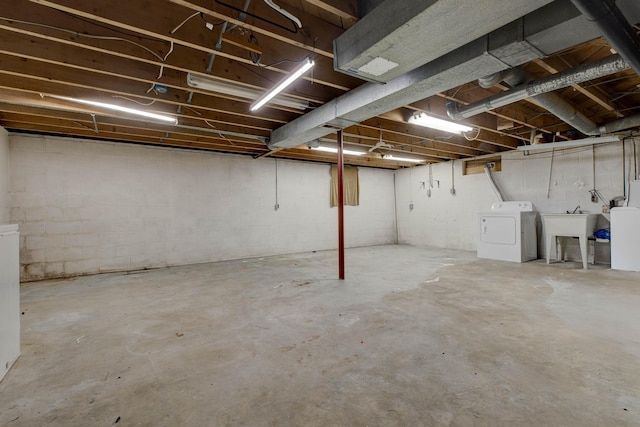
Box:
[337, 130, 345, 280]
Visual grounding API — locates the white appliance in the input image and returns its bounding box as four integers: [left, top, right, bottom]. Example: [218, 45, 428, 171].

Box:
[478, 201, 537, 263]
[611, 180, 640, 271]
[0, 224, 20, 382]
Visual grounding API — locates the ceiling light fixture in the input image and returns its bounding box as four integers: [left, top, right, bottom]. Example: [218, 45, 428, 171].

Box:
[311, 146, 364, 156]
[516, 135, 620, 151]
[408, 112, 473, 134]
[383, 154, 426, 163]
[46, 94, 177, 124]
[187, 73, 310, 110]
[250, 57, 314, 112]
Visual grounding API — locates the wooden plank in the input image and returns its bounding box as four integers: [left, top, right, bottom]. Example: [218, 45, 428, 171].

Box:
[3, 120, 267, 155]
[303, 0, 357, 24]
[19, 0, 353, 91]
[0, 56, 299, 124]
[221, 33, 262, 55]
[29, 0, 338, 59]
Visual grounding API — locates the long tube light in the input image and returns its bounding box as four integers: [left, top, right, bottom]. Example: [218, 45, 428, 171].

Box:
[516, 135, 620, 151]
[250, 57, 314, 112]
[187, 73, 310, 110]
[312, 146, 364, 156]
[383, 154, 426, 163]
[46, 95, 177, 124]
[409, 112, 472, 134]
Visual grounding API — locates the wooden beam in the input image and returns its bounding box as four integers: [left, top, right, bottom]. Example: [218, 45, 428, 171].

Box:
[20, 0, 352, 90]
[0, 56, 299, 124]
[3, 120, 267, 155]
[165, 0, 339, 57]
[303, 0, 357, 25]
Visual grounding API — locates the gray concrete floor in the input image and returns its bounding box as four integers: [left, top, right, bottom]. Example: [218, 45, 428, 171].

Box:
[1, 244, 639, 426]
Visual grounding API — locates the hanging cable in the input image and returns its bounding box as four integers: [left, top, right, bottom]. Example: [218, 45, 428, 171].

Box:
[2, 18, 167, 62]
[111, 96, 158, 106]
[263, 0, 302, 28]
[170, 11, 200, 34]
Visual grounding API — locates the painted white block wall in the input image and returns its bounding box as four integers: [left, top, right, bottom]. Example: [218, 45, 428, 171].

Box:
[0, 127, 9, 224]
[9, 134, 396, 281]
[396, 142, 636, 261]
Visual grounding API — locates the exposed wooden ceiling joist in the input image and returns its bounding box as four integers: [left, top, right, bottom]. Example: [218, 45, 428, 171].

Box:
[0, 1, 638, 169]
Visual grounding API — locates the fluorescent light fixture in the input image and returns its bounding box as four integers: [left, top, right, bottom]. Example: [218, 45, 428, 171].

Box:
[250, 57, 315, 112]
[383, 154, 426, 163]
[47, 95, 177, 124]
[187, 73, 309, 110]
[311, 146, 364, 156]
[409, 112, 473, 134]
[516, 135, 620, 151]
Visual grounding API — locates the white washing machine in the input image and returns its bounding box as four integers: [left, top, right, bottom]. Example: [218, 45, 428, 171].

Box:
[611, 180, 640, 271]
[477, 201, 537, 263]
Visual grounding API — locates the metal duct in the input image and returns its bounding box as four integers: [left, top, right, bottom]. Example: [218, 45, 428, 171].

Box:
[269, 0, 640, 150]
[570, 0, 640, 76]
[599, 113, 640, 134]
[446, 54, 629, 136]
[478, 71, 513, 89]
[333, 0, 554, 83]
[500, 68, 599, 135]
[484, 163, 504, 202]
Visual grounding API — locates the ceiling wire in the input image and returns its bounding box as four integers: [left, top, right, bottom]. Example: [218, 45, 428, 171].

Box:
[203, 120, 235, 145]
[2, 18, 167, 62]
[58, 10, 161, 42]
[112, 96, 158, 106]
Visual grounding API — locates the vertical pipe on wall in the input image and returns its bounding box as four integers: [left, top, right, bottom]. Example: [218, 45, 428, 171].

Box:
[337, 130, 345, 280]
[547, 149, 555, 199]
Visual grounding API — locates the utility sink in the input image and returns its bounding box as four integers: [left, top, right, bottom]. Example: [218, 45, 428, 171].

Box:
[541, 213, 599, 269]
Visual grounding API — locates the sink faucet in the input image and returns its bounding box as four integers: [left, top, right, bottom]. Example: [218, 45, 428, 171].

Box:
[568, 204, 581, 214]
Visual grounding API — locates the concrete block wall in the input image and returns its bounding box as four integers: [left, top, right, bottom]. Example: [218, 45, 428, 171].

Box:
[0, 127, 8, 224]
[9, 134, 396, 281]
[395, 161, 491, 251]
[395, 142, 637, 261]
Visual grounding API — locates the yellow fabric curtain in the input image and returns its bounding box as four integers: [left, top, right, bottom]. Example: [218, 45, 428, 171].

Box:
[330, 165, 359, 207]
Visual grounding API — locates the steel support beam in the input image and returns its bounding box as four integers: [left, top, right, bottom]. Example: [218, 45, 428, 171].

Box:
[337, 129, 345, 280]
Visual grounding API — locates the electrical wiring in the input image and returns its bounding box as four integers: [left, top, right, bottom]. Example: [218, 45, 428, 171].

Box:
[183, 106, 203, 116]
[169, 12, 226, 34]
[170, 11, 201, 34]
[248, 32, 262, 66]
[204, 120, 235, 145]
[4, 17, 176, 80]
[199, 13, 226, 28]
[2, 17, 167, 62]
[112, 96, 158, 106]
[263, 0, 302, 28]
[58, 10, 162, 42]
[157, 41, 174, 78]
[463, 128, 481, 141]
